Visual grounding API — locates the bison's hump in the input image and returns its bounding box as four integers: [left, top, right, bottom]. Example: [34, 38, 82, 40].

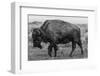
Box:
[40, 20, 80, 40]
[41, 20, 79, 32]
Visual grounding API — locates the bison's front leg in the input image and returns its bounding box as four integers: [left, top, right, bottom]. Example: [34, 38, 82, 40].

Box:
[53, 44, 58, 57]
[48, 44, 53, 57]
[48, 43, 58, 57]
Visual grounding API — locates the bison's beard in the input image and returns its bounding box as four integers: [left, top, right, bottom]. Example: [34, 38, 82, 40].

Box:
[33, 41, 42, 49]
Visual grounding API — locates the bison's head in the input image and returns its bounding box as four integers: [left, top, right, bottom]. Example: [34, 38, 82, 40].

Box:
[32, 28, 42, 49]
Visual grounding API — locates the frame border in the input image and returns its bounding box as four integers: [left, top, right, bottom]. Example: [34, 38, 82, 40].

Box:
[11, 2, 97, 74]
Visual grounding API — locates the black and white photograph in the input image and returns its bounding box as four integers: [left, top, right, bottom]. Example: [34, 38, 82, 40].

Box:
[10, 2, 98, 74]
[28, 15, 88, 61]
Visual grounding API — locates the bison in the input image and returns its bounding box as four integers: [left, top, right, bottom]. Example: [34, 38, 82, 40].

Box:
[32, 20, 83, 57]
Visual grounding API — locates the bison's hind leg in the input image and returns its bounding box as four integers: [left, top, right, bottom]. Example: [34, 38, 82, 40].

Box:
[69, 41, 76, 57]
[77, 40, 84, 55]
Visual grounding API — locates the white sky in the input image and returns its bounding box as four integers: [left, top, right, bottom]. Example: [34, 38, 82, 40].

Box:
[28, 15, 88, 24]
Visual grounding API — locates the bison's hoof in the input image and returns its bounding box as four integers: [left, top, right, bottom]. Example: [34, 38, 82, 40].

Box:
[81, 52, 84, 55]
[69, 54, 73, 57]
